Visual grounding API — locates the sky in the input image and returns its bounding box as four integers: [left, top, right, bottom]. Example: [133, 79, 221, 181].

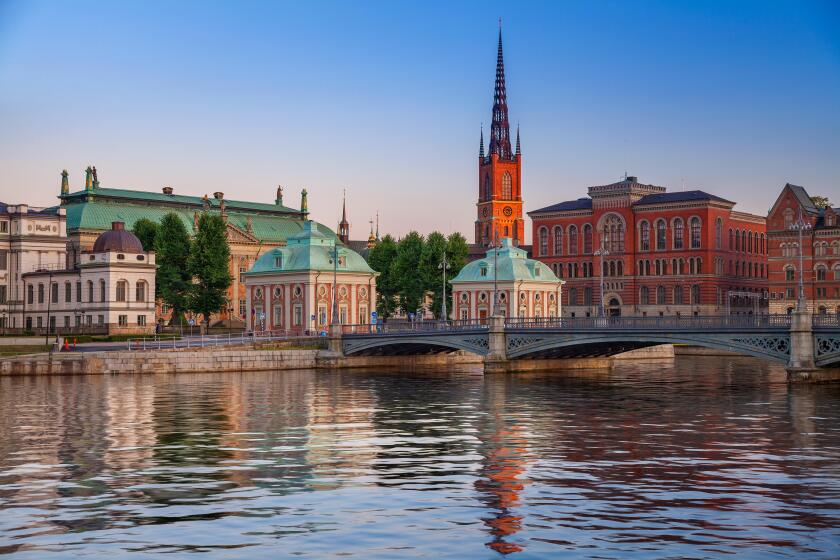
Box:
[1, 0, 839, 243]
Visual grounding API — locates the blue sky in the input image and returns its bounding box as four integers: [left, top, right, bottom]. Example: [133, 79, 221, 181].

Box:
[1, 0, 838, 242]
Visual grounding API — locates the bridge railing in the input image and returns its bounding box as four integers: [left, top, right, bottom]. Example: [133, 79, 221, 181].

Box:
[504, 314, 792, 330]
[813, 314, 840, 328]
[339, 319, 488, 335]
[126, 330, 321, 351]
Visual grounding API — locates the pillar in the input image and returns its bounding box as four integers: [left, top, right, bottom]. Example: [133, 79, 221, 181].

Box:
[785, 309, 840, 382]
[484, 314, 509, 373]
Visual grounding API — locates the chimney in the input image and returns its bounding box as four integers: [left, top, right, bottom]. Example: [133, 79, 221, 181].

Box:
[213, 191, 224, 200]
[112, 221, 125, 231]
[162, 186, 174, 195]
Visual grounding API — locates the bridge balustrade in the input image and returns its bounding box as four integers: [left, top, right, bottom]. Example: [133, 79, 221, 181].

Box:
[504, 314, 792, 330]
[337, 319, 488, 335]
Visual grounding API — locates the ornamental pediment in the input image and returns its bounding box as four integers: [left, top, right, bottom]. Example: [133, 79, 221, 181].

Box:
[226, 223, 259, 244]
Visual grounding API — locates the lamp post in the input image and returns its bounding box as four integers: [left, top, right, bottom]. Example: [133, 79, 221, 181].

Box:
[45, 269, 54, 350]
[790, 210, 812, 311]
[594, 238, 610, 317]
[438, 251, 449, 323]
[492, 229, 499, 317]
[1, 311, 6, 336]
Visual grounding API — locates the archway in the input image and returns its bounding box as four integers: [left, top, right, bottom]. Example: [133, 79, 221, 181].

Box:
[607, 297, 621, 317]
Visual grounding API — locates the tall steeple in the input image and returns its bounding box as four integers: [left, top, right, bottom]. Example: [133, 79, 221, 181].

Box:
[515, 124, 521, 156]
[479, 124, 485, 158]
[338, 189, 350, 244]
[489, 21, 512, 161]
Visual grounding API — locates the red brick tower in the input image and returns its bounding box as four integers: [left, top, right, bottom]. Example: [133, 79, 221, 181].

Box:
[475, 25, 524, 247]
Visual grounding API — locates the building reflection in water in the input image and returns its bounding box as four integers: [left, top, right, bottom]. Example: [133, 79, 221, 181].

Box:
[475, 377, 530, 555]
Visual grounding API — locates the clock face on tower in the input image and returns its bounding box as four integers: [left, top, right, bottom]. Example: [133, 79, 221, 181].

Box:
[482, 207, 488, 217]
[503, 206, 513, 217]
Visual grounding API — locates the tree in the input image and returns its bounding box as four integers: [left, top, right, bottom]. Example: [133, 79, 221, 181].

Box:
[155, 213, 192, 324]
[188, 213, 232, 324]
[420, 231, 448, 318]
[132, 218, 159, 252]
[811, 196, 832, 209]
[367, 235, 399, 318]
[392, 231, 425, 316]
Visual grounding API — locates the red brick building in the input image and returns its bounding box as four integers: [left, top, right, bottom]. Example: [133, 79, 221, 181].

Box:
[767, 183, 840, 315]
[474, 26, 525, 248]
[528, 176, 768, 317]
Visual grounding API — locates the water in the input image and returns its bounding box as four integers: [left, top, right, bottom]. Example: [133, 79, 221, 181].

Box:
[1, 357, 839, 559]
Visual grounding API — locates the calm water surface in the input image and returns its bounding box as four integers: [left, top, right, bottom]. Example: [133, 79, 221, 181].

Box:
[1, 357, 839, 559]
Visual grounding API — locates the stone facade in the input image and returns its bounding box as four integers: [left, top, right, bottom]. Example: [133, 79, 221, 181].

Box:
[0, 202, 67, 330]
[766, 183, 840, 315]
[528, 176, 768, 317]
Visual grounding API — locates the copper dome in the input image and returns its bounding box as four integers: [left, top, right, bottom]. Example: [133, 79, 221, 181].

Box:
[92, 221, 145, 253]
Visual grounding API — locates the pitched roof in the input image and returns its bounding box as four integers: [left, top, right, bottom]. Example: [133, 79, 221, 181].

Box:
[634, 190, 733, 206]
[786, 183, 819, 214]
[529, 198, 593, 214]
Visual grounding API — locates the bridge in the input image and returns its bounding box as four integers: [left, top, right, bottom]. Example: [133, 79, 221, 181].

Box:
[333, 312, 840, 380]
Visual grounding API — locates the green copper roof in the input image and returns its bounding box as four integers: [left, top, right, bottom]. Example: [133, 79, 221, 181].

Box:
[245, 221, 375, 275]
[451, 238, 561, 283]
[61, 187, 301, 215]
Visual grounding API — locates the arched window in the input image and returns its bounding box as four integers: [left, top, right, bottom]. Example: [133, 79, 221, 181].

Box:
[656, 285, 666, 305]
[816, 265, 827, 281]
[116, 280, 128, 302]
[673, 218, 684, 249]
[640, 286, 650, 305]
[100, 280, 106, 302]
[87, 280, 93, 302]
[729, 229, 734, 250]
[834, 264, 840, 281]
[691, 285, 701, 304]
[583, 224, 593, 254]
[501, 172, 512, 199]
[814, 242, 826, 257]
[785, 266, 795, 282]
[538, 227, 548, 256]
[674, 285, 684, 305]
[553, 226, 563, 255]
[735, 229, 740, 252]
[715, 218, 723, 249]
[696, 258, 702, 274]
[748, 231, 753, 253]
[568, 225, 578, 255]
[656, 220, 666, 251]
[690, 217, 701, 249]
[483, 174, 491, 200]
[601, 214, 625, 252]
[761, 234, 766, 254]
[640, 221, 650, 251]
[784, 208, 794, 229]
[568, 288, 578, 305]
[741, 230, 746, 252]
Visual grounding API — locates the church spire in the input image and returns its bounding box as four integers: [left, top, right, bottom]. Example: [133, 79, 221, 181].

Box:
[489, 22, 512, 160]
[479, 124, 485, 158]
[338, 189, 350, 244]
[515, 124, 521, 156]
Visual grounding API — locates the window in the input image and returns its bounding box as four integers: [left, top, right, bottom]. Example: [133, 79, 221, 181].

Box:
[656, 220, 666, 250]
[656, 285, 665, 305]
[834, 266, 840, 281]
[816, 266, 827, 281]
[360, 306, 368, 324]
[116, 280, 128, 302]
[501, 172, 512, 199]
[76, 281, 81, 303]
[274, 255, 283, 268]
[137, 315, 146, 326]
[273, 305, 283, 326]
[640, 221, 650, 251]
[50, 282, 58, 303]
[568, 225, 578, 255]
[583, 224, 593, 254]
[294, 305, 303, 326]
[602, 214, 625, 252]
[538, 227, 548, 256]
[118, 315, 128, 326]
[691, 285, 700, 304]
[715, 219, 722, 249]
[690, 217, 701, 249]
[673, 218, 684, 249]
[37, 317, 43, 329]
[239, 298, 246, 317]
[0, 250, 6, 270]
[568, 288, 577, 306]
[0, 286, 6, 304]
[87, 281, 94, 302]
[674, 285, 684, 305]
[480, 266, 488, 277]
[136, 281, 146, 302]
[640, 286, 650, 305]
[583, 287, 592, 306]
[553, 227, 563, 255]
[38, 283, 44, 304]
[64, 282, 71, 302]
[239, 266, 246, 282]
[785, 266, 795, 282]
[484, 174, 491, 200]
[27, 284, 33, 304]
[0, 221, 7, 233]
[784, 208, 794, 229]
[100, 280, 106, 302]
[339, 306, 348, 325]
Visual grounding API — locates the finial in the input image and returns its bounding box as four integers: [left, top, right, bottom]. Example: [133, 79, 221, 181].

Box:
[375, 211, 380, 240]
[301, 188, 309, 216]
[91, 166, 99, 189]
[84, 166, 93, 191]
[60, 169, 69, 195]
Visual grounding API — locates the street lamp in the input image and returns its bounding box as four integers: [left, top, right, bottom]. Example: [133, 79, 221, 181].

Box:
[492, 228, 499, 317]
[1, 311, 6, 336]
[790, 210, 812, 311]
[594, 237, 610, 317]
[329, 243, 339, 326]
[438, 251, 449, 322]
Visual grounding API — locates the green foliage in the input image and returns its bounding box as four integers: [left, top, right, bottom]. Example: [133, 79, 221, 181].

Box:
[132, 218, 159, 252]
[393, 231, 426, 315]
[155, 213, 192, 322]
[811, 195, 832, 209]
[188, 213, 232, 323]
[367, 234, 399, 318]
[420, 231, 448, 318]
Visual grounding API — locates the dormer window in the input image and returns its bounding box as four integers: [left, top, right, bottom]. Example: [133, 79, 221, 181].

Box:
[89, 255, 95, 261]
[338, 256, 346, 267]
[117, 254, 125, 260]
[535, 267, 541, 277]
[274, 255, 283, 268]
[480, 266, 488, 277]
[136, 255, 145, 261]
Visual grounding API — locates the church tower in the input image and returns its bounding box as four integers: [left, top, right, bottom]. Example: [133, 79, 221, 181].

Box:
[337, 192, 350, 244]
[475, 24, 524, 247]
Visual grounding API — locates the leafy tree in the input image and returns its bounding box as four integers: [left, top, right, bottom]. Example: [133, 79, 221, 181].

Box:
[368, 234, 399, 318]
[155, 213, 192, 324]
[811, 196, 832, 209]
[392, 231, 425, 316]
[420, 231, 448, 318]
[132, 218, 159, 252]
[188, 213, 232, 324]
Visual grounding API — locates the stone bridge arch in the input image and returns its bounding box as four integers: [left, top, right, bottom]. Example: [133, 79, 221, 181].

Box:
[343, 334, 490, 357]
